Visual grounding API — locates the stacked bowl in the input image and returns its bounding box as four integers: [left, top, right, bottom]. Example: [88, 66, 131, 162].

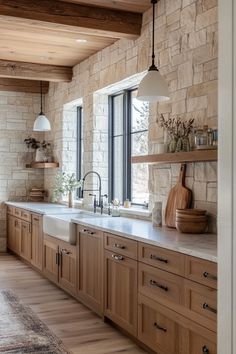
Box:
[176, 209, 208, 234]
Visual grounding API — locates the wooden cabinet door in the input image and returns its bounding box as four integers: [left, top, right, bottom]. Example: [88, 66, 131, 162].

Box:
[59, 242, 77, 296]
[31, 214, 43, 271]
[104, 250, 138, 336]
[43, 235, 59, 284]
[78, 228, 104, 316]
[138, 294, 180, 354]
[14, 217, 21, 255]
[20, 221, 32, 261]
[7, 214, 15, 251]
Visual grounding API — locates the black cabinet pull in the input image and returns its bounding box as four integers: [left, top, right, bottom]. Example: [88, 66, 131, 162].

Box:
[153, 322, 167, 332]
[202, 345, 209, 353]
[149, 279, 168, 292]
[150, 254, 168, 263]
[203, 303, 217, 314]
[203, 272, 217, 281]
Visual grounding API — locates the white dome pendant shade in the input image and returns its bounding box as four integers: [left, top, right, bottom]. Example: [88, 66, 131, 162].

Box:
[33, 114, 51, 131]
[137, 66, 170, 102]
[33, 81, 51, 131]
[137, 0, 170, 102]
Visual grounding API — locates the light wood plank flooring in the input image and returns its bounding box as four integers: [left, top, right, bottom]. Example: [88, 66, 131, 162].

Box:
[0, 254, 146, 354]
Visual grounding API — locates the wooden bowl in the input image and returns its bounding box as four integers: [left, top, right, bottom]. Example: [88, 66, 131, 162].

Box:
[176, 209, 206, 215]
[176, 220, 208, 234]
[176, 214, 207, 221]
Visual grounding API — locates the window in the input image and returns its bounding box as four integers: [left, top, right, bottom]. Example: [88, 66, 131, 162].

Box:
[76, 106, 83, 197]
[109, 89, 149, 205]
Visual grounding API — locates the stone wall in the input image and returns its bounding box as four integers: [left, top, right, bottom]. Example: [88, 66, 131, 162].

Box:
[0, 91, 44, 251]
[44, 0, 218, 229]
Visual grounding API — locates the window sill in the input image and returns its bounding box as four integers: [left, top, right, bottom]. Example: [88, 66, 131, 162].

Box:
[119, 206, 151, 218]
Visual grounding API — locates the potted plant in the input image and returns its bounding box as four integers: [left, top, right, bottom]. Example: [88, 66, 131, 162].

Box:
[52, 172, 82, 208]
[24, 137, 53, 162]
[157, 115, 194, 153]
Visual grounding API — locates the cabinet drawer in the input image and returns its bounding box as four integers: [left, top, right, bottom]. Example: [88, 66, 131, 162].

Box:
[184, 280, 217, 332]
[7, 206, 14, 215]
[104, 233, 138, 260]
[21, 210, 31, 222]
[187, 329, 216, 354]
[78, 225, 103, 238]
[139, 243, 185, 276]
[185, 256, 217, 289]
[138, 263, 184, 307]
[138, 294, 180, 354]
[14, 208, 21, 218]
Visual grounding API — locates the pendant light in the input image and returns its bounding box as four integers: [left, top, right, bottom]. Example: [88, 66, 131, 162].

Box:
[33, 81, 51, 131]
[137, 0, 170, 102]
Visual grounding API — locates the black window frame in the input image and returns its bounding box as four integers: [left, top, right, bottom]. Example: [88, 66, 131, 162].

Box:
[108, 88, 148, 206]
[76, 106, 83, 198]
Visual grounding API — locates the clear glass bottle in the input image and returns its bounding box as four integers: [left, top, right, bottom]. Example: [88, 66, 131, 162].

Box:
[152, 202, 162, 227]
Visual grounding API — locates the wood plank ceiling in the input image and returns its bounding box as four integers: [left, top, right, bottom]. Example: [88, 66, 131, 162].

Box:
[0, 0, 150, 91]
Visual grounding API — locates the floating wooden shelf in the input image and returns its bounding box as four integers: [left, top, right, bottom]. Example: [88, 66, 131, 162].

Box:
[26, 162, 59, 169]
[131, 149, 217, 164]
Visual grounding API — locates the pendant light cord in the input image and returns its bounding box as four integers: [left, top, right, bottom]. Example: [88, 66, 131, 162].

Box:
[40, 81, 43, 115]
[150, 0, 158, 70]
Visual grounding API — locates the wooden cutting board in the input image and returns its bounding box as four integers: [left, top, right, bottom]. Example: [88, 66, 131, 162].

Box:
[165, 163, 192, 228]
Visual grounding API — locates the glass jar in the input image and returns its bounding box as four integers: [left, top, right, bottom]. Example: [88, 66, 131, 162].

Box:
[152, 202, 162, 227]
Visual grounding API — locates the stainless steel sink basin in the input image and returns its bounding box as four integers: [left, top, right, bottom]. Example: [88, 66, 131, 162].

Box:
[43, 211, 108, 245]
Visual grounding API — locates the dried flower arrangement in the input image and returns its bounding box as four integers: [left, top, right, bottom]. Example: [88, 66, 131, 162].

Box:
[157, 114, 195, 152]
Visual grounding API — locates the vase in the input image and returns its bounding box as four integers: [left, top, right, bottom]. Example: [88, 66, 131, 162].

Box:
[176, 137, 190, 152]
[68, 191, 73, 208]
[168, 137, 177, 153]
[35, 148, 47, 162]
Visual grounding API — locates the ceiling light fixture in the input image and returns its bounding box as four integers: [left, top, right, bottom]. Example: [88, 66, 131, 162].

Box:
[76, 39, 88, 43]
[137, 0, 170, 102]
[33, 81, 51, 132]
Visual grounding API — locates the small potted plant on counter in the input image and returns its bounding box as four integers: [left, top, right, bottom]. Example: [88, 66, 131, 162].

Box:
[52, 172, 82, 208]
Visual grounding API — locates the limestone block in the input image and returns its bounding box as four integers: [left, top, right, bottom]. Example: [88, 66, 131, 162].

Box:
[196, 7, 218, 30]
[178, 61, 193, 88]
[187, 80, 217, 97]
[166, 0, 181, 15]
[172, 100, 186, 114]
[187, 95, 208, 112]
[193, 43, 214, 65]
[189, 29, 207, 49]
[180, 4, 196, 32]
[207, 93, 218, 117]
[207, 182, 217, 203]
[193, 181, 207, 201]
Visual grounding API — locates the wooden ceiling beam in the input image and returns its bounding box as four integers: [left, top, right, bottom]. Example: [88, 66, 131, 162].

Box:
[0, 60, 72, 82]
[0, 78, 49, 93]
[0, 0, 142, 39]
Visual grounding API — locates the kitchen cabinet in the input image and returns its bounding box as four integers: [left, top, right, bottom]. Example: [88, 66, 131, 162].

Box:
[77, 227, 104, 316]
[43, 235, 77, 295]
[14, 217, 21, 255]
[31, 213, 43, 271]
[43, 235, 59, 284]
[59, 243, 77, 295]
[20, 220, 32, 262]
[104, 249, 138, 336]
[7, 214, 15, 251]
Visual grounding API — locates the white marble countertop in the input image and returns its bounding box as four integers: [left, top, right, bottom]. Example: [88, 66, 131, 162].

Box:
[5, 201, 80, 215]
[71, 216, 217, 263]
[5, 201, 217, 262]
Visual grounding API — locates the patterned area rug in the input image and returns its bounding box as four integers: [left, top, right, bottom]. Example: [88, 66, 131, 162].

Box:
[0, 290, 71, 353]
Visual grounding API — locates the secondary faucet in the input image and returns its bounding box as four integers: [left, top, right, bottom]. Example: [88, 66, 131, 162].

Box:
[81, 171, 106, 214]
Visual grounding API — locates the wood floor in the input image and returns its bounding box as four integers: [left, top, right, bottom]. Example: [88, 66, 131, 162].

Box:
[0, 254, 147, 354]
